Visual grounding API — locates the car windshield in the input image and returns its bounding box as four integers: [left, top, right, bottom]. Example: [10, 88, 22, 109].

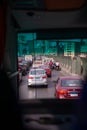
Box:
[61, 79, 83, 87]
[30, 70, 45, 75]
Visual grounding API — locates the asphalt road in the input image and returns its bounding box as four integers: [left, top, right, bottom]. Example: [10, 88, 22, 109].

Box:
[19, 69, 68, 100]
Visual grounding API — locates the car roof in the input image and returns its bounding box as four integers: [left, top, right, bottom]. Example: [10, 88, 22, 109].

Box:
[41, 65, 49, 67]
[59, 76, 82, 80]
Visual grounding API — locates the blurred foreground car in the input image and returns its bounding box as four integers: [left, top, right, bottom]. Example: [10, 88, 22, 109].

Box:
[39, 65, 52, 77]
[28, 68, 48, 87]
[55, 76, 83, 99]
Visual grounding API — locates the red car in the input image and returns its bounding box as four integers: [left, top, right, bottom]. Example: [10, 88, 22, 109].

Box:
[40, 65, 52, 77]
[55, 76, 83, 99]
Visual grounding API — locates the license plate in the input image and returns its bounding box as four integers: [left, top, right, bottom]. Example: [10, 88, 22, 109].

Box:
[70, 92, 78, 97]
[70, 94, 78, 97]
[35, 77, 40, 79]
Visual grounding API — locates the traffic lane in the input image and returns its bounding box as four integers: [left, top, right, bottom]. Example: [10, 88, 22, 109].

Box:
[32, 79, 55, 99]
[35, 70, 61, 99]
[35, 68, 72, 99]
[19, 69, 64, 100]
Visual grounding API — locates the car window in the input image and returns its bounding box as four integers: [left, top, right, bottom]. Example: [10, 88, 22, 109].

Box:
[30, 70, 45, 75]
[34, 61, 42, 64]
[61, 79, 83, 87]
[42, 66, 48, 68]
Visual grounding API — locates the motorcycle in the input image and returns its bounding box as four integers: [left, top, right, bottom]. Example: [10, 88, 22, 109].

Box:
[54, 62, 61, 71]
[55, 65, 60, 70]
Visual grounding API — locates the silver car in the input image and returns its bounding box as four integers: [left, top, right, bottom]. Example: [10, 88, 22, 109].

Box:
[28, 68, 48, 87]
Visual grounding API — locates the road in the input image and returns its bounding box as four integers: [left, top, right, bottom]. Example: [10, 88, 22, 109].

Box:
[19, 69, 68, 100]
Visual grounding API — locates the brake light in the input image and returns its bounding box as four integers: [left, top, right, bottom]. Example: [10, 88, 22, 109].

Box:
[28, 76, 33, 79]
[58, 90, 67, 95]
[42, 76, 47, 78]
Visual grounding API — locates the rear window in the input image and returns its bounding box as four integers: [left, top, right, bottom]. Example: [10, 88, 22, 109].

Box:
[41, 66, 49, 69]
[34, 61, 42, 64]
[61, 79, 83, 87]
[30, 70, 45, 75]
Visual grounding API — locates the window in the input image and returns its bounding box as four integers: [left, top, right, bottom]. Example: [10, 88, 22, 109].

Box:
[18, 32, 87, 100]
[30, 70, 45, 75]
[61, 79, 83, 87]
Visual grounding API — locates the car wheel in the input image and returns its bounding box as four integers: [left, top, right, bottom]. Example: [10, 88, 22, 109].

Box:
[54, 92, 56, 96]
[28, 85, 31, 88]
[49, 75, 51, 78]
[48, 75, 51, 78]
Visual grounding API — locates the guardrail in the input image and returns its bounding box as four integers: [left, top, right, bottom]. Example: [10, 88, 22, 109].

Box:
[48, 55, 87, 77]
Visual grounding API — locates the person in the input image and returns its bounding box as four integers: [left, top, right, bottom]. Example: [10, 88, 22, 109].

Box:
[49, 60, 53, 69]
[49, 60, 53, 66]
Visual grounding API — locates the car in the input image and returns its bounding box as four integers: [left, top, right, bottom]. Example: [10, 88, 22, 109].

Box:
[34, 56, 42, 61]
[28, 68, 48, 87]
[55, 76, 83, 99]
[32, 60, 43, 68]
[39, 65, 52, 77]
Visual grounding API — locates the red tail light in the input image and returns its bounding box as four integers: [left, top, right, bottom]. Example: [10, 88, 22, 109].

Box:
[28, 76, 33, 79]
[42, 76, 47, 78]
[58, 90, 67, 95]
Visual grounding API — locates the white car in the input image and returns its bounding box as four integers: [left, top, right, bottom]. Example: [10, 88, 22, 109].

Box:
[28, 68, 48, 87]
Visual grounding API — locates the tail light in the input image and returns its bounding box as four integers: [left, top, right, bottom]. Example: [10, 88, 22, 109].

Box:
[42, 76, 47, 79]
[46, 69, 51, 73]
[28, 76, 33, 79]
[58, 90, 67, 95]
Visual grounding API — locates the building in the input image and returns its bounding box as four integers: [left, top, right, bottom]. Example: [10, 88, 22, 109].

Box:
[80, 39, 87, 57]
[64, 39, 81, 57]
